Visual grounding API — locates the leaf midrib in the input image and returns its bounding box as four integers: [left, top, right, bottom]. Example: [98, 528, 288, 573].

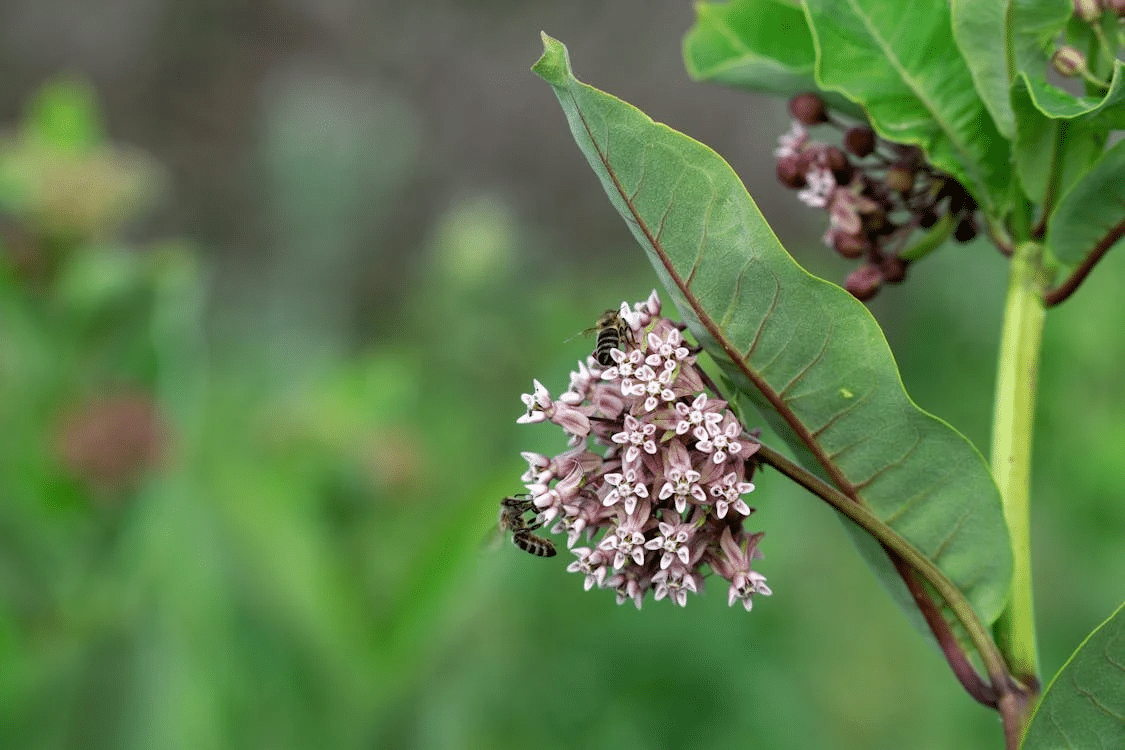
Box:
[838, 0, 992, 210]
[565, 87, 861, 502]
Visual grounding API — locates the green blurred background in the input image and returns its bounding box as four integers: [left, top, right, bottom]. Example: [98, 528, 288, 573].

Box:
[0, 3, 1121, 749]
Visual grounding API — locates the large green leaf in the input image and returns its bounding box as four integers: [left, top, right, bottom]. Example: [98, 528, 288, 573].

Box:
[683, 0, 864, 116]
[951, 0, 1017, 139]
[532, 34, 1012, 633]
[684, 0, 818, 97]
[1021, 601, 1125, 749]
[1012, 82, 1107, 211]
[1045, 138, 1125, 268]
[802, 0, 1012, 221]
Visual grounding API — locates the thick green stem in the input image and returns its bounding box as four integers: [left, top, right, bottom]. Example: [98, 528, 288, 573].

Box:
[991, 240, 1047, 687]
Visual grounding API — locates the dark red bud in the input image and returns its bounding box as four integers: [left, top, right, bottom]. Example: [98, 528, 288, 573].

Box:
[954, 216, 978, 243]
[890, 143, 923, 165]
[917, 208, 939, 229]
[825, 146, 854, 183]
[885, 164, 915, 194]
[880, 256, 908, 284]
[845, 265, 883, 302]
[1105, 0, 1125, 18]
[825, 146, 848, 172]
[833, 233, 867, 259]
[864, 211, 891, 234]
[942, 182, 970, 214]
[776, 156, 806, 189]
[789, 93, 828, 125]
[843, 127, 877, 157]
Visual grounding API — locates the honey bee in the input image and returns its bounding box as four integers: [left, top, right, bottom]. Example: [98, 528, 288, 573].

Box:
[498, 494, 557, 557]
[587, 309, 630, 366]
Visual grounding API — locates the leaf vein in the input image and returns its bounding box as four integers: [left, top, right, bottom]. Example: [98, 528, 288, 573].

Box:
[853, 432, 922, 493]
[686, 192, 716, 287]
[741, 277, 781, 361]
[929, 506, 970, 564]
[779, 328, 833, 400]
[808, 386, 876, 440]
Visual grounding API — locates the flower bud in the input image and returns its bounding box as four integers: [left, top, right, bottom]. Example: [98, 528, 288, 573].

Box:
[832, 232, 867, 259]
[917, 208, 939, 229]
[845, 265, 883, 302]
[788, 93, 828, 125]
[776, 155, 806, 189]
[825, 146, 854, 183]
[1052, 46, 1086, 77]
[954, 216, 978, 243]
[939, 180, 971, 214]
[880, 256, 908, 284]
[885, 163, 915, 194]
[843, 126, 876, 157]
[1105, 0, 1125, 18]
[1074, 0, 1102, 21]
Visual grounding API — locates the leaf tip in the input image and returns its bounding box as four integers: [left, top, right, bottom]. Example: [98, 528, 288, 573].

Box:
[532, 32, 571, 85]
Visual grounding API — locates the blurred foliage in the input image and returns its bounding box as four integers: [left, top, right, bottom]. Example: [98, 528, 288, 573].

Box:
[0, 64, 1122, 750]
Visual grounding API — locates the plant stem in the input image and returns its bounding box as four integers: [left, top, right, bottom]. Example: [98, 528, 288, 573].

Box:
[991, 240, 1048, 688]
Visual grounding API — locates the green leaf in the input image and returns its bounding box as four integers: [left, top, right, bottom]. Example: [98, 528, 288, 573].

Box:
[1012, 82, 1107, 211]
[683, 0, 865, 117]
[1011, 0, 1070, 76]
[951, 0, 1017, 139]
[1021, 68, 1125, 128]
[1021, 601, 1125, 749]
[684, 0, 817, 97]
[802, 0, 1012, 221]
[532, 34, 1013, 632]
[1045, 138, 1125, 268]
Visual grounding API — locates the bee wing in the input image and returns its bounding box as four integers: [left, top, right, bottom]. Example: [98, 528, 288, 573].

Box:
[563, 326, 597, 344]
[480, 524, 507, 554]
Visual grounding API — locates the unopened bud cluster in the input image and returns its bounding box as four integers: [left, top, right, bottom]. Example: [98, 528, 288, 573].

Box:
[1073, 0, 1125, 21]
[776, 93, 980, 301]
[1052, 2, 1124, 85]
[517, 291, 770, 610]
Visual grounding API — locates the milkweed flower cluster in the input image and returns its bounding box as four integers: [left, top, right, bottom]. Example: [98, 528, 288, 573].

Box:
[516, 291, 771, 611]
[775, 93, 980, 301]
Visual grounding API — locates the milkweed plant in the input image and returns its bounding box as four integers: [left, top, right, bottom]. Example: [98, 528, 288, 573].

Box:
[503, 1, 1125, 748]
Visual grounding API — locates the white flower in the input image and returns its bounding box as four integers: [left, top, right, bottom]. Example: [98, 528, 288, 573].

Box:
[675, 393, 724, 435]
[774, 121, 808, 158]
[643, 519, 693, 569]
[709, 471, 755, 519]
[517, 379, 552, 423]
[603, 469, 649, 515]
[611, 414, 658, 465]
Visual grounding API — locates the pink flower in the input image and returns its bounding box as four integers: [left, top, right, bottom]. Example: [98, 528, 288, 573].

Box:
[710, 528, 771, 611]
[513, 292, 768, 610]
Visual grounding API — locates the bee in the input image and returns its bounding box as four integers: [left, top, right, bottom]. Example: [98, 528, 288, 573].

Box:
[587, 309, 630, 366]
[498, 494, 557, 557]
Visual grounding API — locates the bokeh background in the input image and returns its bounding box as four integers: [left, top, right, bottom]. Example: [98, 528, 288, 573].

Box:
[0, 2, 1122, 749]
